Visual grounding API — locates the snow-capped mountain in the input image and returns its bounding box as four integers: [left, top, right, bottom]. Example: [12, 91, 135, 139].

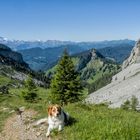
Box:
[0, 36, 135, 51]
[0, 36, 76, 50]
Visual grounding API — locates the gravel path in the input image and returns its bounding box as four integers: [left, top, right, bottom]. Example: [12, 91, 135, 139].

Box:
[0, 110, 49, 140]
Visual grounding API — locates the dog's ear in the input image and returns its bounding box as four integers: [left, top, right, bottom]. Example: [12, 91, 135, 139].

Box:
[55, 104, 61, 112]
[48, 105, 53, 116]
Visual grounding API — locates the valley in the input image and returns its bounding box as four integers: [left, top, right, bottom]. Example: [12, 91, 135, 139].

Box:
[0, 38, 140, 140]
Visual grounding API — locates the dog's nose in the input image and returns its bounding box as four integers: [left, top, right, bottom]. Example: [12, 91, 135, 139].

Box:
[56, 112, 60, 116]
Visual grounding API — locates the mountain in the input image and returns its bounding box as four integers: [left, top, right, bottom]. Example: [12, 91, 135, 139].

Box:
[86, 39, 140, 108]
[98, 44, 134, 64]
[72, 49, 120, 84]
[0, 44, 29, 70]
[46, 49, 120, 93]
[0, 44, 48, 87]
[18, 45, 87, 71]
[19, 40, 135, 71]
[0, 37, 76, 50]
[0, 36, 135, 71]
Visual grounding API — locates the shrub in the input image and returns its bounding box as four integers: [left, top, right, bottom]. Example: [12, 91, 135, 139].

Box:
[0, 85, 9, 94]
[121, 99, 131, 110]
[22, 91, 38, 102]
[121, 96, 139, 111]
[131, 95, 139, 111]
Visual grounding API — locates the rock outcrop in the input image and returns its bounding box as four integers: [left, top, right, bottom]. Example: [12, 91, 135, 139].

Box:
[122, 39, 140, 69]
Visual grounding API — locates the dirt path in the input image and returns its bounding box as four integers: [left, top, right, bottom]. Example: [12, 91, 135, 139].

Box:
[0, 110, 49, 140]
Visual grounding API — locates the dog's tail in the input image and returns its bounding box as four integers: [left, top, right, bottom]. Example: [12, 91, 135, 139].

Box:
[63, 112, 69, 125]
[34, 117, 48, 126]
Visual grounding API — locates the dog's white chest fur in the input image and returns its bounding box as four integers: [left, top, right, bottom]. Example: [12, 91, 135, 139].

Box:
[48, 113, 65, 129]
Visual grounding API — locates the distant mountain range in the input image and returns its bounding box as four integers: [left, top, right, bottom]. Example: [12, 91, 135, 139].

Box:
[0, 36, 135, 50]
[19, 42, 135, 71]
[0, 36, 136, 71]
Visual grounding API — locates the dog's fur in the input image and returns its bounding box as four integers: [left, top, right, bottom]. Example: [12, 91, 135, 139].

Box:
[46, 104, 69, 137]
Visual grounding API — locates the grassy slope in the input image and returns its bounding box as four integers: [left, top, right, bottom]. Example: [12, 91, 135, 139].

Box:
[0, 87, 140, 139]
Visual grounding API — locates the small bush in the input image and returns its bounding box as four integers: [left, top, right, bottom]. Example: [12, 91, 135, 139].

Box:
[22, 90, 38, 102]
[121, 96, 139, 111]
[131, 95, 139, 111]
[121, 99, 131, 110]
[0, 85, 9, 94]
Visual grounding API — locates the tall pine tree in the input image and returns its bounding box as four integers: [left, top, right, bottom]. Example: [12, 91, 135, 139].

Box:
[50, 49, 83, 105]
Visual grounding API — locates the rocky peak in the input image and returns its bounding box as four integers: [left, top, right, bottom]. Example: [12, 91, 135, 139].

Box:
[90, 49, 104, 60]
[122, 39, 140, 69]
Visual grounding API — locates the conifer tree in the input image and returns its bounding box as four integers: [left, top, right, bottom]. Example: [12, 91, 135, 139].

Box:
[24, 76, 37, 91]
[22, 75, 38, 102]
[50, 49, 83, 104]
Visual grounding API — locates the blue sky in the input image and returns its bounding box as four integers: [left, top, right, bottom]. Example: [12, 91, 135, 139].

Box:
[0, 0, 140, 41]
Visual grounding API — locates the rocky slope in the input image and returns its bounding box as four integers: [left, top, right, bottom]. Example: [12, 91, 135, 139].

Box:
[0, 44, 47, 87]
[86, 39, 140, 108]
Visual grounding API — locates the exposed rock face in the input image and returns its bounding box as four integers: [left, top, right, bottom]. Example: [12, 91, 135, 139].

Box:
[122, 39, 140, 69]
[86, 39, 140, 108]
[0, 44, 30, 73]
[91, 49, 104, 60]
[86, 63, 140, 108]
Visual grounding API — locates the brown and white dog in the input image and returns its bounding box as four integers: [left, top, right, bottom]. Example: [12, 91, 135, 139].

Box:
[46, 104, 69, 137]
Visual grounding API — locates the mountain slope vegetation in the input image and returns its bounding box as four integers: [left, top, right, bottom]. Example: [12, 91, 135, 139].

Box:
[46, 49, 120, 94]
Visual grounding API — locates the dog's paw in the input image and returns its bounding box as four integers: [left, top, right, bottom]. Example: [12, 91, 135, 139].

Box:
[58, 125, 63, 131]
[46, 132, 50, 137]
[58, 128, 63, 132]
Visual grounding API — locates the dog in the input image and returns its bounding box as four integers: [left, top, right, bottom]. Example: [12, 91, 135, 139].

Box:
[46, 104, 69, 137]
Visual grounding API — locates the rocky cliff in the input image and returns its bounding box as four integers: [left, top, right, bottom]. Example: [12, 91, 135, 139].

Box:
[122, 39, 140, 69]
[86, 39, 140, 109]
[0, 44, 30, 71]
